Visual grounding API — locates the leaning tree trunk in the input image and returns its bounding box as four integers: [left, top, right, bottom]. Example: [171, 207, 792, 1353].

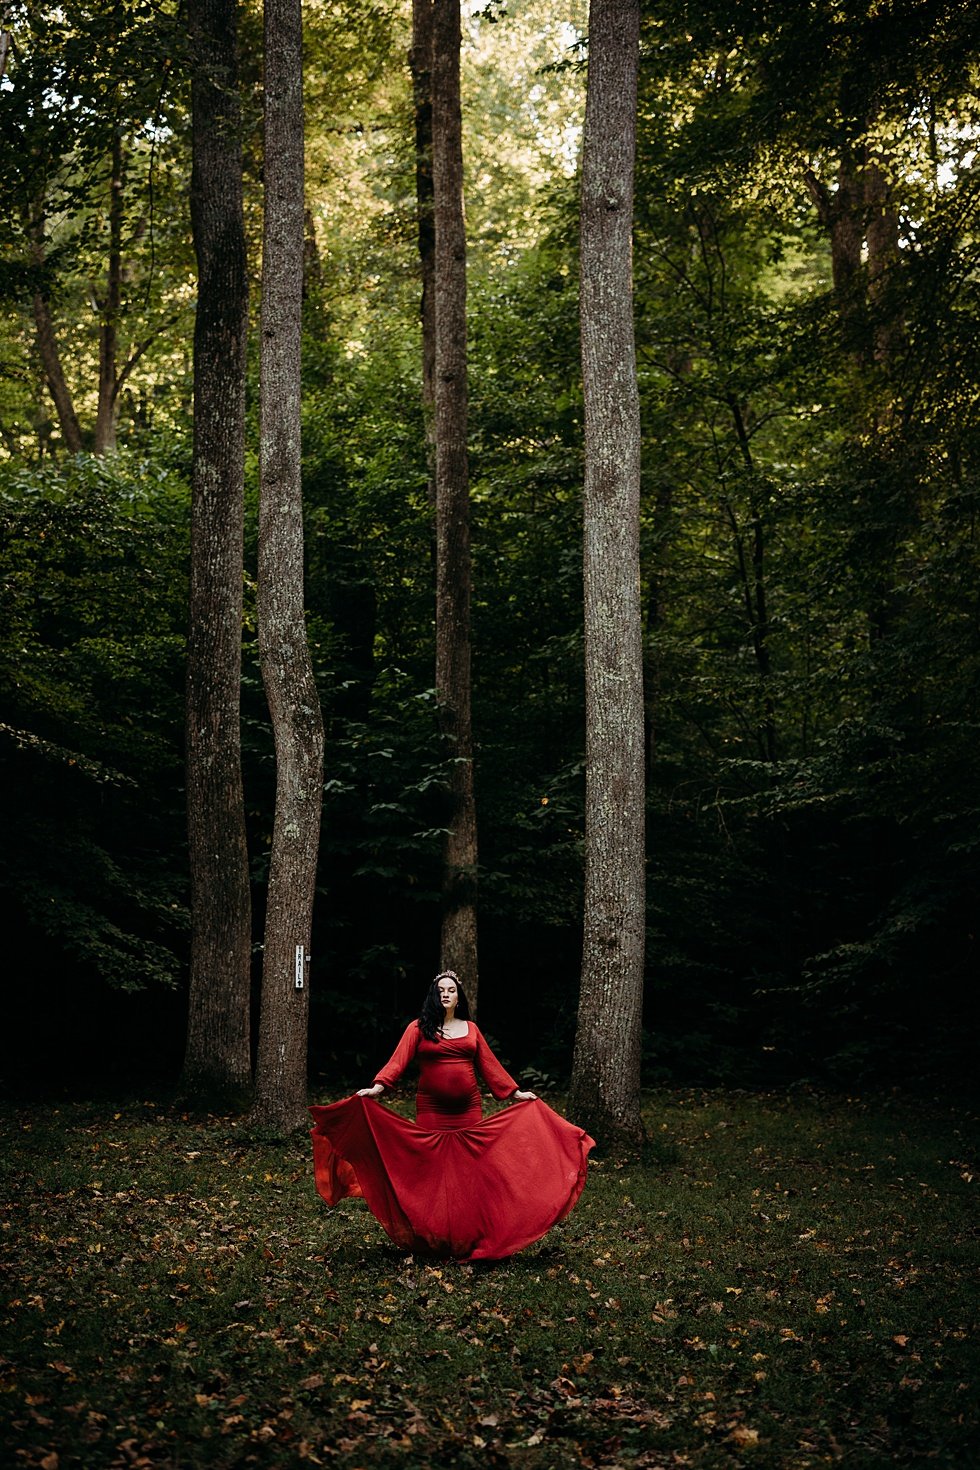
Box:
[567, 0, 645, 1152]
[28, 204, 83, 454]
[181, 0, 253, 1102]
[431, 0, 478, 1005]
[250, 0, 325, 1133]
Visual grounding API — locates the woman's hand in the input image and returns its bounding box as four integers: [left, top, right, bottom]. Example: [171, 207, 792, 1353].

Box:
[356, 1083, 384, 1098]
[512, 1089, 537, 1101]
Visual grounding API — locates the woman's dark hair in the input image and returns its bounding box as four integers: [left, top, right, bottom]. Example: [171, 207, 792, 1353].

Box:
[418, 971, 471, 1041]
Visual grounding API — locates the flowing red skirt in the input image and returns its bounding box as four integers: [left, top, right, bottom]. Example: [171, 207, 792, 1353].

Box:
[309, 1095, 594, 1261]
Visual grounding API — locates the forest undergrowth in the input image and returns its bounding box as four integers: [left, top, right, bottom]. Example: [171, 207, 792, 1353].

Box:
[1, 1091, 975, 1469]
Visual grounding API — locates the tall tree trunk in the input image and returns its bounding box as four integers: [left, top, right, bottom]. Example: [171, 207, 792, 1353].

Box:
[94, 132, 124, 454]
[804, 151, 865, 357]
[808, 135, 909, 653]
[181, 0, 253, 1102]
[431, 0, 478, 1003]
[28, 206, 83, 454]
[863, 154, 904, 367]
[568, 0, 645, 1152]
[727, 395, 777, 763]
[805, 140, 905, 374]
[250, 0, 325, 1134]
[411, 0, 436, 499]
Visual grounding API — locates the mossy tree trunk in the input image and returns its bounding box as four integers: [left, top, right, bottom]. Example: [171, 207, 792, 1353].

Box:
[182, 0, 252, 1103]
[250, 0, 325, 1134]
[432, 0, 478, 1007]
[568, 0, 645, 1152]
[410, 0, 436, 498]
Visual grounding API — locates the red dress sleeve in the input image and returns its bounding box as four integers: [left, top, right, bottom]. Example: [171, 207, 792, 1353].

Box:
[374, 1021, 421, 1088]
[473, 1026, 519, 1100]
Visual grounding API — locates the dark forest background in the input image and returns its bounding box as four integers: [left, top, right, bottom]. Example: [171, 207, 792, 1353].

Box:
[1, 0, 978, 1098]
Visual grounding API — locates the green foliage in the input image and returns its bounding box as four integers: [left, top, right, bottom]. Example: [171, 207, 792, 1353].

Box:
[0, 0, 195, 454]
[0, 453, 190, 994]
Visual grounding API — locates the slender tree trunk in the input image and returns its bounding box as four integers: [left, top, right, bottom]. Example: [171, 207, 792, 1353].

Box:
[302, 206, 322, 297]
[568, 0, 645, 1152]
[28, 206, 83, 454]
[250, 0, 325, 1133]
[94, 133, 124, 454]
[643, 478, 672, 771]
[411, 0, 437, 498]
[181, 0, 253, 1102]
[431, 0, 478, 1003]
[727, 395, 777, 763]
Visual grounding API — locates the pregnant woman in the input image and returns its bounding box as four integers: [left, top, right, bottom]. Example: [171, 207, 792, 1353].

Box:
[309, 971, 595, 1261]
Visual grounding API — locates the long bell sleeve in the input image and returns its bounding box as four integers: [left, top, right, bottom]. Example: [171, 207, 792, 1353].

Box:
[373, 1022, 421, 1088]
[473, 1026, 519, 1100]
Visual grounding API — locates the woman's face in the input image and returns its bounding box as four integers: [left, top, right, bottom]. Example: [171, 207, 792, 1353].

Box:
[437, 978, 458, 1014]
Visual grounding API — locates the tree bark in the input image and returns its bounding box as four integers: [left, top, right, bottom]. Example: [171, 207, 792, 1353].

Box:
[32, 291, 84, 454]
[28, 206, 83, 454]
[181, 0, 253, 1102]
[431, 0, 478, 1004]
[727, 395, 777, 763]
[94, 132, 124, 454]
[411, 0, 436, 497]
[568, 0, 645, 1152]
[863, 154, 904, 366]
[250, 0, 325, 1133]
[805, 143, 904, 372]
[805, 152, 864, 356]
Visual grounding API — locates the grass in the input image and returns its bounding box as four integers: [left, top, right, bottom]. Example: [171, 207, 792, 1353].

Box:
[0, 1088, 976, 1469]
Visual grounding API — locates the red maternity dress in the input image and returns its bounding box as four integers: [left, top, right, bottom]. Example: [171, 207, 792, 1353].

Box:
[309, 1021, 594, 1261]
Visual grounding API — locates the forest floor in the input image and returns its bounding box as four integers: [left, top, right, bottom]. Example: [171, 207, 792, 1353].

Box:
[0, 1089, 975, 1470]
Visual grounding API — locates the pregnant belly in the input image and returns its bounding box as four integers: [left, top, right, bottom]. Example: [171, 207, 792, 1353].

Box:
[417, 1060, 481, 1128]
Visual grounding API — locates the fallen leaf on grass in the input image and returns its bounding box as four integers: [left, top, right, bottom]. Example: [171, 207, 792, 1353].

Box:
[726, 1425, 760, 1447]
[404, 1401, 428, 1436]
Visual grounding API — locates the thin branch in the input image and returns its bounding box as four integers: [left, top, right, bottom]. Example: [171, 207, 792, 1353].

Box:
[112, 312, 183, 401]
